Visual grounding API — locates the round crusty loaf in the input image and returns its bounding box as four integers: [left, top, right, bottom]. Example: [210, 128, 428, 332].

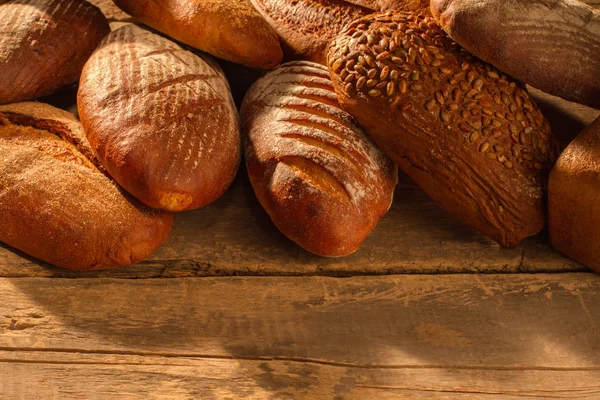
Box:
[249, 0, 370, 64]
[327, 12, 560, 248]
[430, 0, 600, 109]
[112, 0, 283, 69]
[0, 0, 110, 104]
[78, 24, 241, 212]
[241, 61, 398, 257]
[549, 116, 600, 273]
[0, 102, 173, 270]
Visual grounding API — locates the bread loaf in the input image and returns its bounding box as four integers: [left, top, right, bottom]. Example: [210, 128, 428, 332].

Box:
[327, 12, 560, 247]
[430, 0, 600, 109]
[0, 102, 173, 270]
[78, 24, 241, 212]
[0, 0, 110, 104]
[249, 0, 370, 64]
[112, 0, 282, 69]
[241, 61, 398, 257]
[344, 0, 430, 14]
[549, 116, 600, 273]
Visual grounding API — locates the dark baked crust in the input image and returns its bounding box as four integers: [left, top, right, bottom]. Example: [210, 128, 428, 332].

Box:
[327, 12, 560, 247]
[241, 61, 398, 256]
[249, 0, 370, 64]
[0, 0, 110, 104]
[430, 0, 600, 109]
[0, 102, 173, 270]
[78, 25, 241, 212]
[112, 0, 283, 69]
[549, 116, 600, 273]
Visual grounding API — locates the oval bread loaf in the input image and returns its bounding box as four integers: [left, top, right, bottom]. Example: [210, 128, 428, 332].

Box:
[327, 12, 560, 248]
[112, 0, 283, 69]
[0, 0, 110, 104]
[0, 102, 173, 270]
[249, 0, 370, 64]
[549, 116, 600, 273]
[78, 24, 241, 212]
[430, 0, 600, 109]
[241, 61, 398, 257]
[344, 0, 430, 14]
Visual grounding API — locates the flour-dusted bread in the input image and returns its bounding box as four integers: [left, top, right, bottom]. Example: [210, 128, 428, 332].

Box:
[0, 102, 173, 270]
[241, 61, 398, 257]
[0, 0, 110, 104]
[78, 25, 241, 212]
[112, 0, 282, 69]
[249, 0, 370, 64]
[327, 12, 560, 248]
[430, 0, 600, 109]
[549, 116, 600, 273]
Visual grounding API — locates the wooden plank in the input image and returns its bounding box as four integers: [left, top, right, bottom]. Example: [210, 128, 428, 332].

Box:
[1, 274, 599, 398]
[2, 354, 600, 399]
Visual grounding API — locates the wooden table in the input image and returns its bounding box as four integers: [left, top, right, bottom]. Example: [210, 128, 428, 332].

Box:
[2, 3, 600, 396]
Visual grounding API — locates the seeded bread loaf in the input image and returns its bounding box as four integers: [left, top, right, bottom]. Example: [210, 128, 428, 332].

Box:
[241, 61, 398, 257]
[78, 25, 241, 212]
[249, 0, 370, 64]
[112, 0, 282, 69]
[0, 0, 110, 104]
[344, 0, 430, 14]
[549, 116, 600, 273]
[327, 12, 560, 247]
[430, 0, 600, 109]
[0, 102, 173, 270]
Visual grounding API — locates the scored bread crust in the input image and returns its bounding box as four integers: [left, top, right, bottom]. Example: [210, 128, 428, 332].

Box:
[241, 61, 398, 257]
[549, 116, 600, 273]
[327, 12, 560, 248]
[112, 0, 283, 69]
[0, 102, 173, 270]
[0, 0, 110, 104]
[430, 0, 600, 109]
[249, 0, 371, 64]
[78, 24, 241, 212]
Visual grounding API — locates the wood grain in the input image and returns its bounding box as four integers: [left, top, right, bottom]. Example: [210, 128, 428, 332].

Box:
[1, 273, 599, 398]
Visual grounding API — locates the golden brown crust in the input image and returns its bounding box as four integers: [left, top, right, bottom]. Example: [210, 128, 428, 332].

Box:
[0, 0, 110, 104]
[241, 61, 398, 257]
[549, 116, 600, 273]
[344, 0, 431, 14]
[0, 102, 173, 271]
[112, 0, 283, 69]
[249, 0, 370, 64]
[327, 12, 560, 248]
[78, 25, 241, 212]
[430, 0, 600, 109]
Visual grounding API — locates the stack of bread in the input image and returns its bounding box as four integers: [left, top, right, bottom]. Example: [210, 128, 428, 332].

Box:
[0, 0, 598, 271]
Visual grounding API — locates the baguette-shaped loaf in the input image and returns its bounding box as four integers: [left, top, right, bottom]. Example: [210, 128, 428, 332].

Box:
[241, 61, 398, 257]
[112, 0, 283, 69]
[249, 0, 370, 64]
[430, 0, 600, 109]
[0, 0, 110, 104]
[549, 116, 600, 273]
[327, 12, 560, 247]
[78, 25, 241, 212]
[0, 103, 173, 270]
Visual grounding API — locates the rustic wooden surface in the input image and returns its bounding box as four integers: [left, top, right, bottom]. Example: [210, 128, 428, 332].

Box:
[2, 274, 600, 399]
[2, 2, 600, 398]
